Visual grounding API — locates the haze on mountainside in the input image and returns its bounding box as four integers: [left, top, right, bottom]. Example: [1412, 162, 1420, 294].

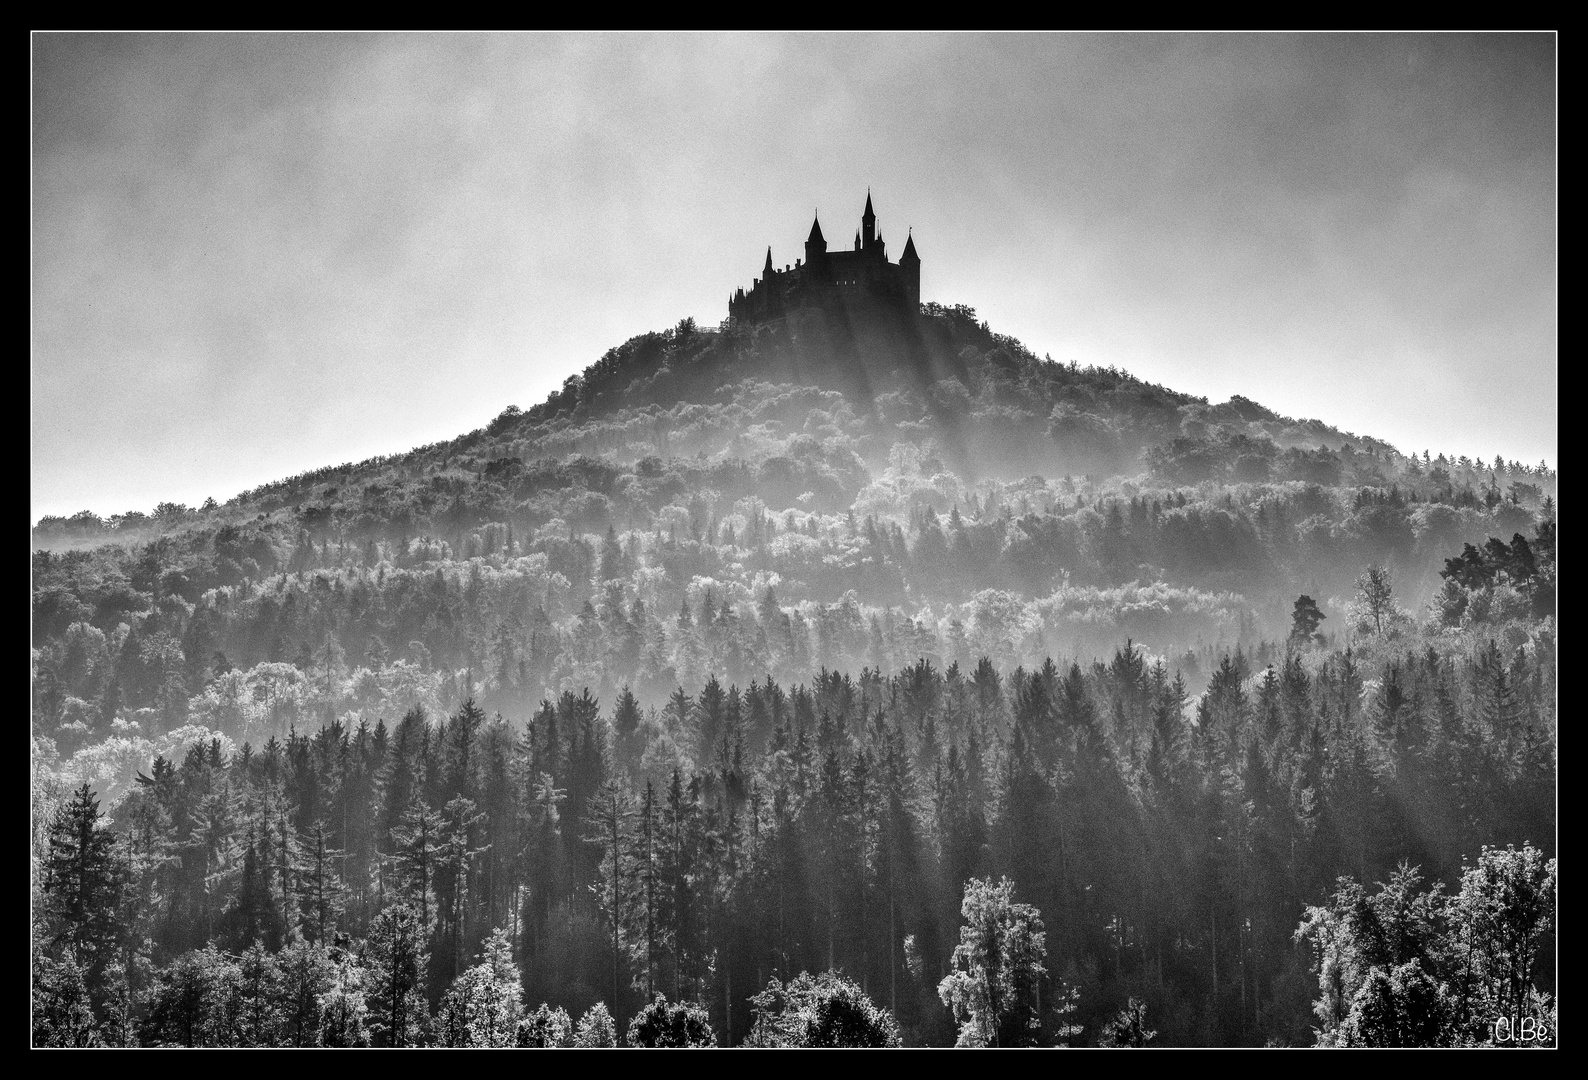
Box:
[33, 295, 1557, 1047]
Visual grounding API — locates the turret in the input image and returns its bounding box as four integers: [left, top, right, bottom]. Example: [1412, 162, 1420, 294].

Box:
[901, 230, 920, 309]
[861, 190, 876, 248]
[804, 214, 828, 281]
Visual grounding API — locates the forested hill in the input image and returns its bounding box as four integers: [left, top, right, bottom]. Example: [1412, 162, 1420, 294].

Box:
[40, 301, 1432, 543]
[32, 302, 1556, 1047]
[32, 297, 1557, 769]
[35, 301, 1554, 689]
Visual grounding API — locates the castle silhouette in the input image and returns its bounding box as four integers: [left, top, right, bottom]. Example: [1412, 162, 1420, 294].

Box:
[728, 191, 920, 328]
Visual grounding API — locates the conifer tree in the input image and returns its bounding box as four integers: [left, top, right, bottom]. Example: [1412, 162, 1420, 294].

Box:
[235, 942, 284, 1047]
[42, 783, 124, 983]
[31, 948, 102, 1047]
[366, 904, 430, 1047]
[276, 936, 335, 1047]
[317, 951, 371, 1047]
[584, 778, 637, 1014]
[295, 821, 346, 944]
[937, 876, 1049, 1047]
[389, 803, 442, 933]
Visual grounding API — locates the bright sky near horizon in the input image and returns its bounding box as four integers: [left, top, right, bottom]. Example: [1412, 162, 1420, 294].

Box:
[31, 32, 1556, 522]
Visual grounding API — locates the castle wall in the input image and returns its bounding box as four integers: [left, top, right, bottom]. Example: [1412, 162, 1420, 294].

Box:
[731, 250, 912, 326]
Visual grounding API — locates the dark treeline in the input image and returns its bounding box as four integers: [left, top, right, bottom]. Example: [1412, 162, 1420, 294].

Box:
[33, 619, 1555, 1045]
[30, 507, 1556, 816]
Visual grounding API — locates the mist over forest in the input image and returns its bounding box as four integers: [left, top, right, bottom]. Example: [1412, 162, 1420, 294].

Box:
[33, 304, 1556, 1047]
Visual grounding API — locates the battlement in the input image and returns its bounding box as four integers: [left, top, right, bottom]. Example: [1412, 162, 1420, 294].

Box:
[728, 191, 920, 329]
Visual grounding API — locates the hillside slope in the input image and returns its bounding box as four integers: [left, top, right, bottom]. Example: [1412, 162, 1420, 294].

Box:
[33, 302, 1555, 758]
[30, 302, 1557, 1048]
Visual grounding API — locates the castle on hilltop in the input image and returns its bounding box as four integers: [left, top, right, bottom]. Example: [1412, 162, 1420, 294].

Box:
[728, 191, 920, 328]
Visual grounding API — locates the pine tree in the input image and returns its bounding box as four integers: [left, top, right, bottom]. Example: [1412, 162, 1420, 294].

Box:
[638, 779, 661, 998]
[235, 942, 284, 1047]
[31, 948, 102, 1047]
[225, 830, 282, 950]
[574, 1001, 619, 1046]
[436, 796, 488, 983]
[436, 927, 521, 1047]
[584, 778, 637, 1015]
[295, 821, 347, 944]
[937, 876, 1049, 1047]
[367, 904, 430, 1047]
[659, 769, 698, 999]
[613, 685, 643, 766]
[276, 936, 335, 1047]
[317, 951, 372, 1047]
[42, 783, 124, 980]
[389, 803, 442, 934]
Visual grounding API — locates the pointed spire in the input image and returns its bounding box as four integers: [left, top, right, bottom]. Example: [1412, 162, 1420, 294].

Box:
[863, 189, 875, 221]
[807, 213, 825, 244]
[901, 229, 919, 263]
[764, 246, 774, 273]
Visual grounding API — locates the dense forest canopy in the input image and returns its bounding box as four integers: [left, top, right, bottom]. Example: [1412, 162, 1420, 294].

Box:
[32, 304, 1555, 1046]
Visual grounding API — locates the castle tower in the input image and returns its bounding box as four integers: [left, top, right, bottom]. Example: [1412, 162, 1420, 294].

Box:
[805, 214, 828, 282]
[900, 229, 920, 309]
[861, 190, 876, 249]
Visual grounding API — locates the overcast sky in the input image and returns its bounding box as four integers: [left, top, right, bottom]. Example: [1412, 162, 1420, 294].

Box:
[32, 32, 1556, 521]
